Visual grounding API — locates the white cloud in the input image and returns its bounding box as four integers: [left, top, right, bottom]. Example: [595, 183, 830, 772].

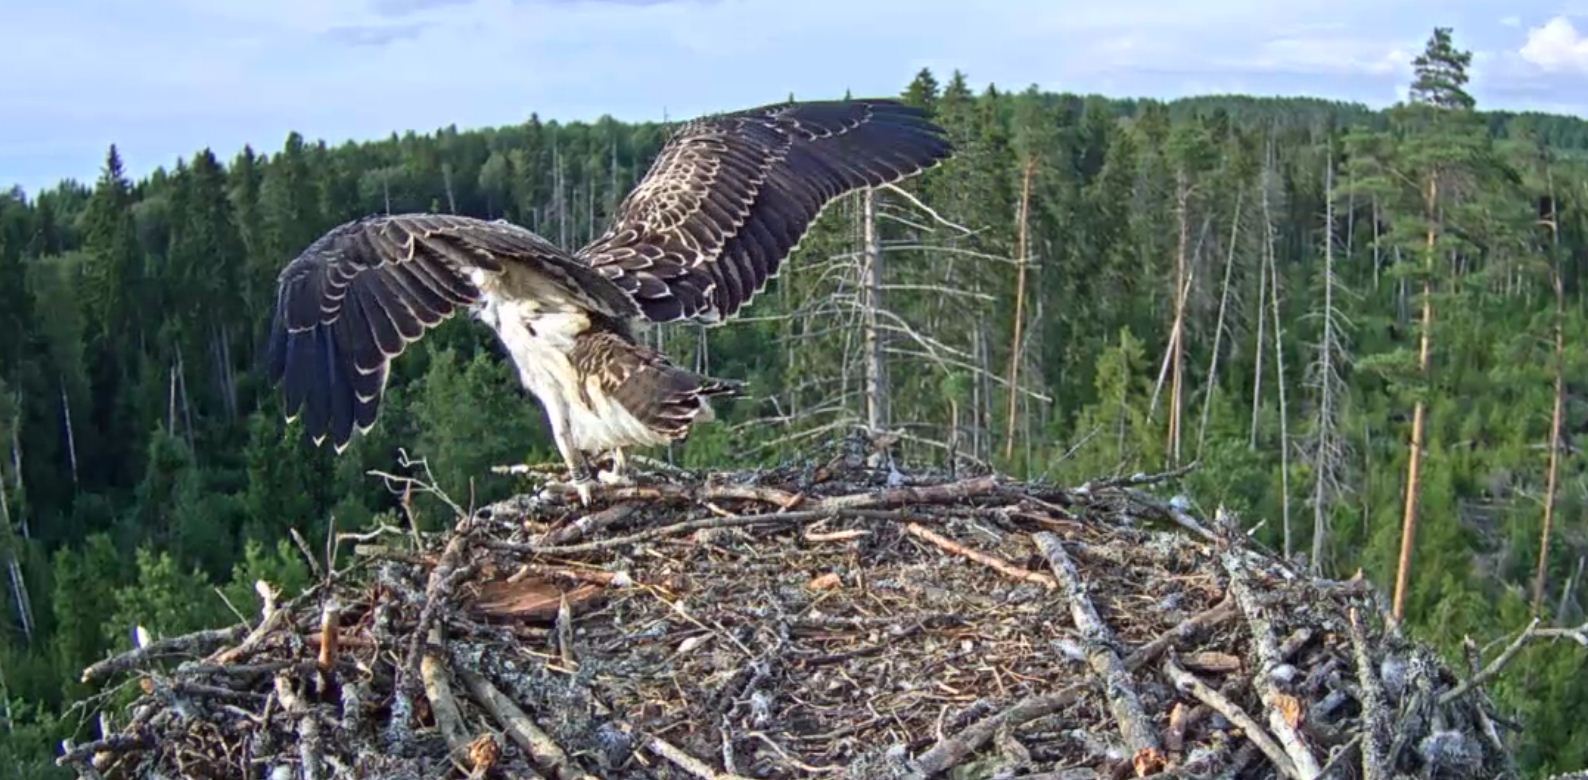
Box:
[1502, 15, 1521, 27]
[1520, 16, 1588, 72]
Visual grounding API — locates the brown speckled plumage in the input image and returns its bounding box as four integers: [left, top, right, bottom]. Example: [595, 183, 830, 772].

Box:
[265, 99, 952, 466]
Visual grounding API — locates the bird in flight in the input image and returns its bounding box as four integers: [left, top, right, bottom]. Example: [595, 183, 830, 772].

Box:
[267, 99, 952, 500]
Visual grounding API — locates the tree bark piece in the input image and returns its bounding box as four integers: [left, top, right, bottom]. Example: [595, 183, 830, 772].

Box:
[1222, 551, 1322, 778]
[1034, 533, 1163, 774]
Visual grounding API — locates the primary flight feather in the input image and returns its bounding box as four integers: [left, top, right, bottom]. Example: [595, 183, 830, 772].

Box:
[266, 99, 953, 492]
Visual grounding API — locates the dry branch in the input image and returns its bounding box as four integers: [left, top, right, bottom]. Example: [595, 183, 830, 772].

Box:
[457, 667, 595, 780]
[1033, 533, 1162, 771]
[1164, 657, 1299, 779]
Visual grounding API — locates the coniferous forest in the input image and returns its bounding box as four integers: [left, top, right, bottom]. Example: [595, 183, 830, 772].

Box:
[0, 28, 1585, 775]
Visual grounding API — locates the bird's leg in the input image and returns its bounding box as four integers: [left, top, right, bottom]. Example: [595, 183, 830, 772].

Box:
[597, 447, 630, 485]
[547, 404, 594, 505]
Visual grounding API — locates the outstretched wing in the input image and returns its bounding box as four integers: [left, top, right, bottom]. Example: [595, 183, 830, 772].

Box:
[577, 99, 952, 323]
[266, 213, 634, 450]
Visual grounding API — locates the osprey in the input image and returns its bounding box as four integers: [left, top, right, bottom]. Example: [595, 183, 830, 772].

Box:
[267, 99, 952, 497]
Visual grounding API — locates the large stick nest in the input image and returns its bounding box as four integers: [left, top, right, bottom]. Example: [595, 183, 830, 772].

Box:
[66, 441, 1522, 779]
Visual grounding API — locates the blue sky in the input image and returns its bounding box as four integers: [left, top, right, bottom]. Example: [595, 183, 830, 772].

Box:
[4, 0, 1588, 196]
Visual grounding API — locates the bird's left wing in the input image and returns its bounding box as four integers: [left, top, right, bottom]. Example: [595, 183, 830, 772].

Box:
[576, 99, 953, 323]
[266, 213, 635, 450]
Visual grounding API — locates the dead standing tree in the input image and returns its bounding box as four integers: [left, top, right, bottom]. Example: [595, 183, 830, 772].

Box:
[732, 186, 1046, 469]
[1307, 146, 1354, 574]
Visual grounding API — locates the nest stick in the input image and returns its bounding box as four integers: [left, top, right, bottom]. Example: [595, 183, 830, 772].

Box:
[80, 624, 248, 683]
[1222, 552, 1323, 778]
[907, 523, 1056, 588]
[1439, 617, 1588, 705]
[645, 734, 755, 780]
[1164, 657, 1300, 779]
[420, 630, 472, 759]
[209, 583, 288, 665]
[317, 597, 340, 672]
[907, 688, 1082, 778]
[274, 672, 326, 780]
[1034, 533, 1163, 773]
[539, 502, 641, 545]
[1124, 594, 1237, 672]
[1347, 609, 1389, 780]
[457, 667, 596, 780]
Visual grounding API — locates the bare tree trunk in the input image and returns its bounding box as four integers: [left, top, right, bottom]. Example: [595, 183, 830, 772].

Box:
[60, 377, 78, 486]
[1533, 185, 1565, 616]
[1004, 159, 1036, 461]
[1166, 171, 1191, 466]
[554, 137, 568, 251]
[1197, 190, 1243, 457]
[861, 190, 888, 433]
[4, 552, 31, 645]
[1311, 153, 1343, 572]
[177, 349, 196, 454]
[1371, 198, 1381, 291]
[1392, 173, 1438, 623]
[1262, 172, 1292, 559]
[441, 162, 458, 214]
[1249, 195, 1269, 450]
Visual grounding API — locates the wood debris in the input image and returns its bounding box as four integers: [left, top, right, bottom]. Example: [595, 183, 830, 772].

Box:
[64, 441, 1523, 779]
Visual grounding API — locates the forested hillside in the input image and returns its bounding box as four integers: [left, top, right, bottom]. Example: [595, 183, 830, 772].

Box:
[0, 28, 1584, 775]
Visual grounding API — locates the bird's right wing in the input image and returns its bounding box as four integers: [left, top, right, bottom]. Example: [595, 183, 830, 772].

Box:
[266, 213, 635, 451]
[576, 99, 953, 323]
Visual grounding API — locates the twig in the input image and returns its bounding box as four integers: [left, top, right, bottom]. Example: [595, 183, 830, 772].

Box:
[1124, 594, 1237, 672]
[1223, 552, 1323, 778]
[1438, 618, 1588, 705]
[906, 524, 1055, 589]
[906, 688, 1083, 778]
[457, 667, 596, 780]
[208, 582, 288, 665]
[488, 508, 893, 556]
[55, 734, 152, 769]
[1034, 533, 1163, 774]
[81, 624, 247, 683]
[645, 733, 755, 780]
[1084, 461, 1199, 490]
[1164, 657, 1300, 779]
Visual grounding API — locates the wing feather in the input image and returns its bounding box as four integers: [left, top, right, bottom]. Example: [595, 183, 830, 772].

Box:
[578, 99, 952, 322]
[267, 213, 634, 451]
